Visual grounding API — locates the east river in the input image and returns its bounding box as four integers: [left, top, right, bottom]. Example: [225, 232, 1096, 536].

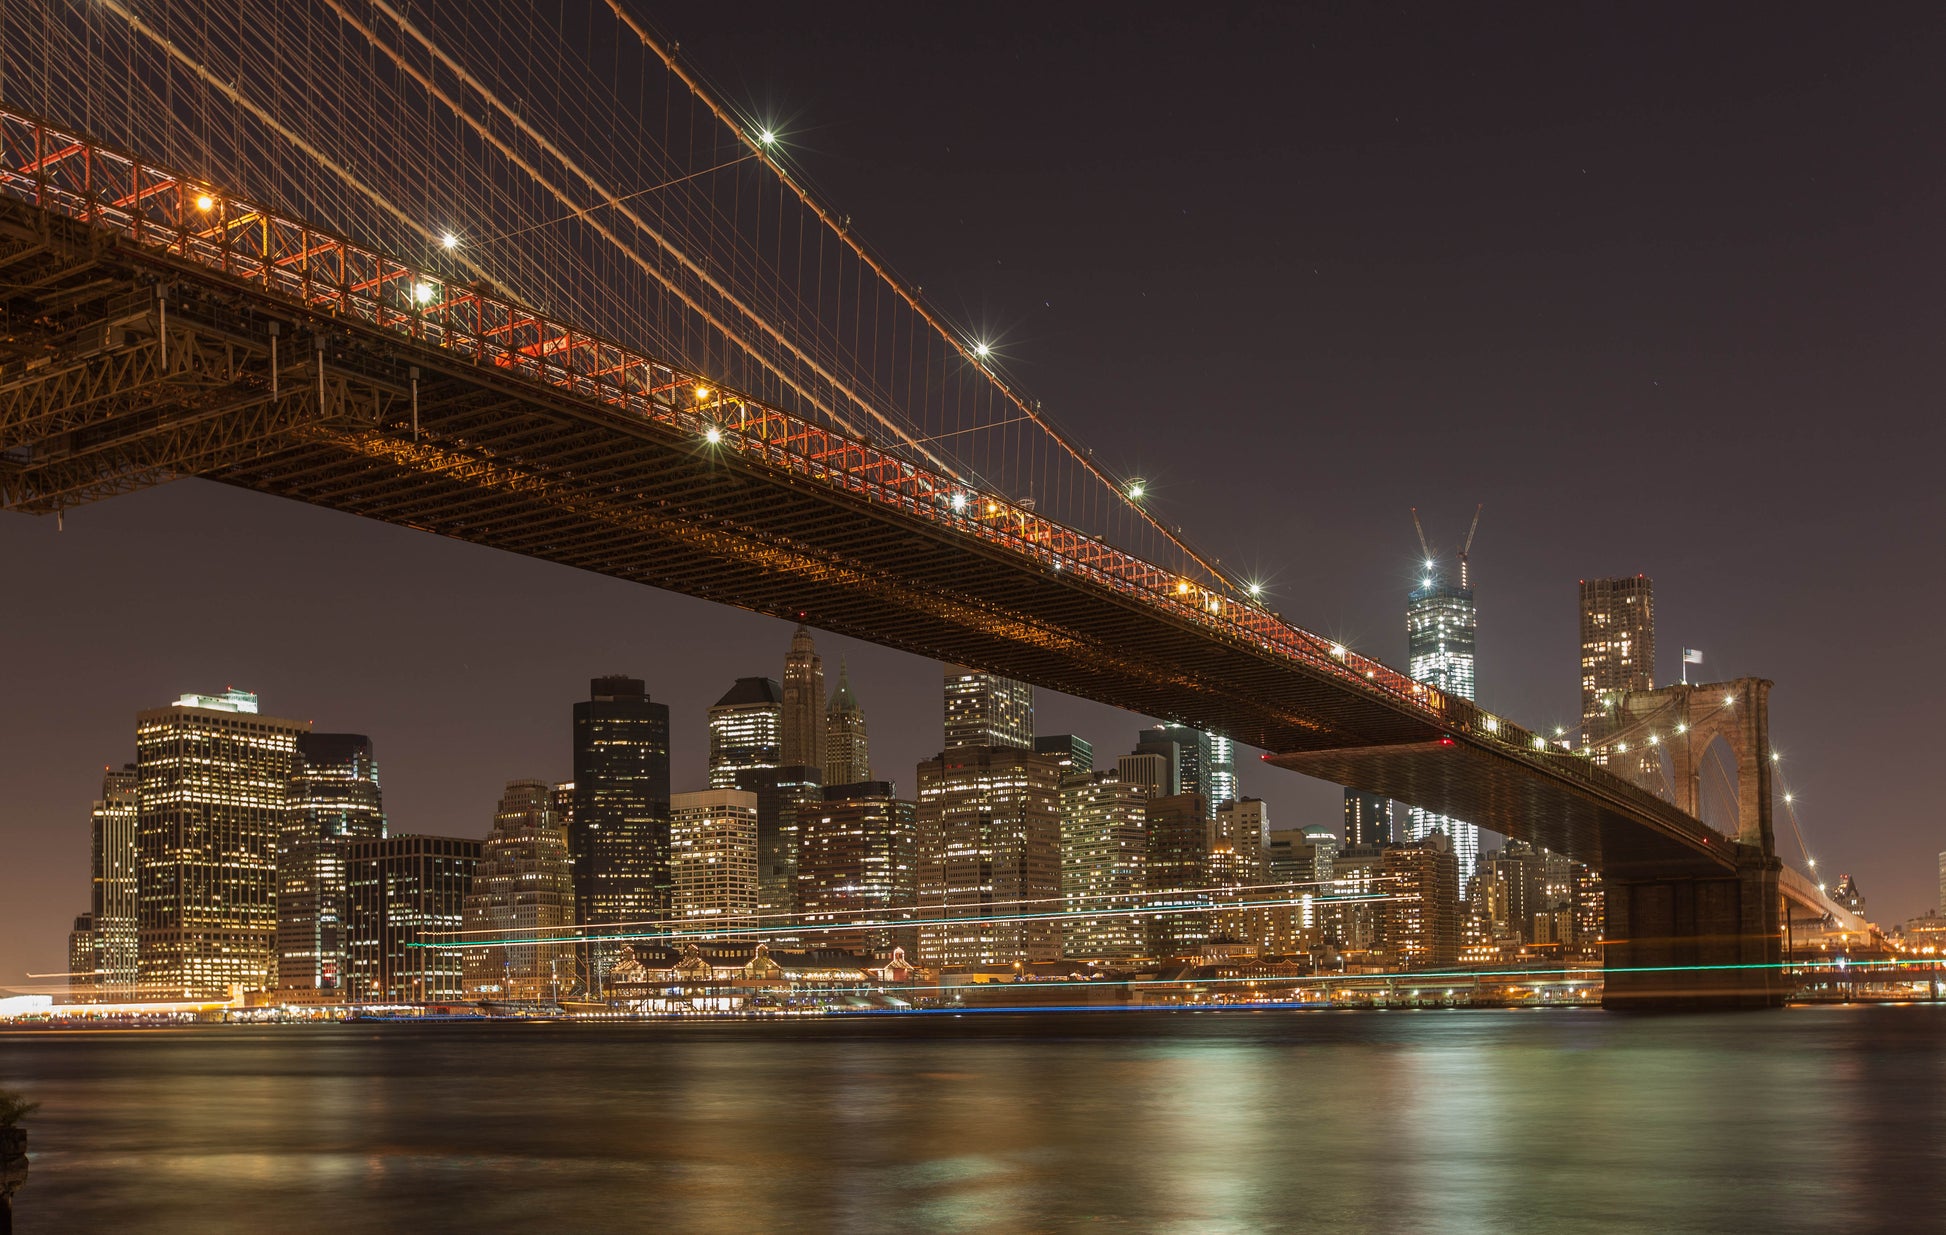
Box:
[2, 1006, 1943, 1234]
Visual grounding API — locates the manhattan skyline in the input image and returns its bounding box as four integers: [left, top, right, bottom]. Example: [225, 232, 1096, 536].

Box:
[3, 2, 1943, 988]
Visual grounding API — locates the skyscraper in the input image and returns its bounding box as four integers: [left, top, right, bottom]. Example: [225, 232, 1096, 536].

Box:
[942, 666, 1033, 751]
[798, 780, 917, 957]
[137, 689, 309, 999]
[1058, 770, 1148, 962]
[915, 745, 1063, 966]
[1579, 575, 1656, 767]
[344, 834, 481, 1003]
[462, 780, 575, 1002]
[67, 914, 95, 1001]
[1130, 729, 1184, 798]
[1145, 792, 1212, 958]
[735, 763, 823, 927]
[823, 659, 871, 787]
[782, 625, 827, 774]
[708, 677, 783, 789]
[1209, 797, 1267, 942]
[89, 764, 139, 1000]
[1342, 789, 1392, 848]
[1382, 833, 1461, 969]
[670, 789, 760, 938]
[1035, 734, 1094, 775]
[1405, 517, 1481, 885]
[279, 732, 386, 998]
[570, 676, 671, 991]
[1116, 751, 1177, 799]
[1144, 724, 1233, 818]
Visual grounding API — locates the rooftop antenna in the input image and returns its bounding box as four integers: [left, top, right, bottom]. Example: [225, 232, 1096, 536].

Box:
[1458, 504, 1483, 590]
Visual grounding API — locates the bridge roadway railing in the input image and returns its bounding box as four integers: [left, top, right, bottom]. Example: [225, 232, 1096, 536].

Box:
[0, 106, 1698, 817]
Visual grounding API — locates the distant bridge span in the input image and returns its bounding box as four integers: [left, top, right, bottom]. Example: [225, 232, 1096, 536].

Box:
[0, 110, 1849, 1003]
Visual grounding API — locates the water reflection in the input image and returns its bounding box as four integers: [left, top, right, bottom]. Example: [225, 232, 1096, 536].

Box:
[2, 1007, 1943, 1233]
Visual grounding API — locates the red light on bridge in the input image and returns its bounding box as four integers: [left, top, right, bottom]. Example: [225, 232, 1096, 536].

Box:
[1438, 738, 1456, 746]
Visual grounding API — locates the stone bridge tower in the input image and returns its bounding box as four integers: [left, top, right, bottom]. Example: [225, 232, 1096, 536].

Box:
[1601, 677, 1783, 1009]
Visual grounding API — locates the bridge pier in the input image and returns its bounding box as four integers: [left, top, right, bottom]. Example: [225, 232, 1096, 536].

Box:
[1602, 847, 1784, 1010]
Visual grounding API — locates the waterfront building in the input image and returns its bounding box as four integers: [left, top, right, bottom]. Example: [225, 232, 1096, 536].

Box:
[1382, 834, 1461, 969]
[1035, 734, 1094, 776]
[1579, 575, 1656, 749]
[914, 744, 1062, 966]
[1058, 770, 1148, 962]
[278, 732, 386, 999]
[1404, 534, 1481, 886]
[671, 789, 760, 938]
[570, 676, 671, 992]
[89, 764, 139, 1000]
[1145, 792, 1211, 958]
[782, 626, 827, 774]
[67, 913, 95, 1001]
[1831, 874, 1866, 918]
[735, 763, 823, 928]
[707, 677, 783, 789]
[136, 689, 308, 999]
[942, 666, 1033, 751]
[345, 835, 481, 1003]
[1342, 789, 1392, 849]
[797, 780, 917, 956]
[461, 780, 576, 1002]
[823, 659, 871, 787]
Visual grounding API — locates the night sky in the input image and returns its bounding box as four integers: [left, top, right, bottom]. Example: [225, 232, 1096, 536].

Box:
[4, 3, 1942, 987]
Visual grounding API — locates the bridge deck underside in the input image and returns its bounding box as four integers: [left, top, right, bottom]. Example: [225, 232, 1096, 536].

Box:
[1, 198, 1738, 881]
[1264, 741, 1735, 872]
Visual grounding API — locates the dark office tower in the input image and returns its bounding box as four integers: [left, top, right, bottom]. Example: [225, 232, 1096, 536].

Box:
[344, 835, 482, 1003]
[462, 779, 575, 1002]
[90, 764, 139, 1000]
[1145, 724, 1232, 819]
[915, 745, 1063, 966]
[942, 665, 1034, 751]
[1035, 734, 1095, 776]
[570, 676, 671, 992]
[1145, 792, 1212, 958]
[735, 763, 824, 929]
[1579, 575, 1656, 751]
[782, 625, 827, 774]
[824, 660, 871, 787]
[279, 732, 387, 999]
[1343, 789, 1393, 848]
[138, 689, 308, 999]
[708, 677, 784, 789]
[798, 781, 918, 957]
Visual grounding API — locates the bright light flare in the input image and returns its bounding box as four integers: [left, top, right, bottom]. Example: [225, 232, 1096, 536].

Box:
[413, 282, 436, 304]
[758, 129, 777, 145]
[950, 493, 968, 512]
[1127, 482, 1146, 500]
[973, 341, 991, 358]
[440, 232, 458, 250]
[704, 426, 723, 444]
[694, 385, 712, 401]
[194, 193, 214, 210]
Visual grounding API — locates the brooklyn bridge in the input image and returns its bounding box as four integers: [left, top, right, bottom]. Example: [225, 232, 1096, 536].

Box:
[0, 1, 1868, 1007]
